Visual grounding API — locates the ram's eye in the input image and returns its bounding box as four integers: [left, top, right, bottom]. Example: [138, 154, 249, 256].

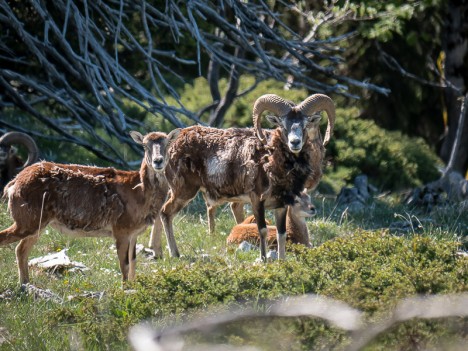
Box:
[308, 115, 321, 124]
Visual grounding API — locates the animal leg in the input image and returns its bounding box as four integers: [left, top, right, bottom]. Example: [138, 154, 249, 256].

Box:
[115, 236, 131, 282]
[274, 207, 288, 259]
[251, 198, 268, 262]
[230, 202, 245, 224]
[207, 204, 216, 235]
[149, 215, 163, 258]
[202, 192, 216, 235]
[0, 223, 37, 246]
[128, 235, 138, 281]
[161, 187, 199, 258]
[15, 234, 39, 285]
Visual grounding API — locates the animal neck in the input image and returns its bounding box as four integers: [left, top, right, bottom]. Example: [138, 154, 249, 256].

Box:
[139, 162, 165, 190]
[286, 207, 309, 245]
[265, 130, 312, 205]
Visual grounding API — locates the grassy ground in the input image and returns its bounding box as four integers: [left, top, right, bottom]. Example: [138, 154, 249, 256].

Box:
[0, 193, 467, 350]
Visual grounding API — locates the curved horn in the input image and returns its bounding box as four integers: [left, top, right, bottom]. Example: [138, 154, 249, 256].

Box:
[0, 132, 39, 170]
[295, 94, 335, 146]
[252, 94, 294, 144]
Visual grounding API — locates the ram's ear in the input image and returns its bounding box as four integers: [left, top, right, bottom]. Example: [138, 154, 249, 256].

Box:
[306, 114, 321, 128]
[265, 114, 283, 127]
[129, 131, 144, 145]
[167, 128, 181, 144]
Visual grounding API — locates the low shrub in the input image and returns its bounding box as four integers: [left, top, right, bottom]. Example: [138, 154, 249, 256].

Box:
[110, 232, 466, 315]
[326, 107, 442, 192]
[37, 231, 467, 349]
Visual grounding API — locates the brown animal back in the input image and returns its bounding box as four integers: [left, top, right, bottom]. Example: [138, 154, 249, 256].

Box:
[166, 126, 268, 200]
[226, 223, 277, 247]
[227, 214, 307, 248]
[10, 162, 132, 230]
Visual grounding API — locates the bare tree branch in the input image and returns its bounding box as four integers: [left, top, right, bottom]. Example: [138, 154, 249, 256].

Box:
[0, 0, 389, 166]
[375, 41, 462, 94]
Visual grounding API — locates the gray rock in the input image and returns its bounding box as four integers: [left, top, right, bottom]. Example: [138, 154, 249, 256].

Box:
[237, 241, 256, 252]
[267, 250, 278, 261]
[337, 174, 374, 211]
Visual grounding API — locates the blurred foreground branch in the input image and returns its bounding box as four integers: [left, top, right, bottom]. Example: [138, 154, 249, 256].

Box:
[129, 293, 468, 351]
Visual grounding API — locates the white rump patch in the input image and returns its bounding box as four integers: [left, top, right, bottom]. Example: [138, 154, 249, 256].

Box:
[6, 184, 16, 211]
[6, 183, 15, 198]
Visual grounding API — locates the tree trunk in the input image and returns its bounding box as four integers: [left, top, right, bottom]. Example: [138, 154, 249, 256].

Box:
[440, 0, 468, 176]
[208, 47, 244, 127]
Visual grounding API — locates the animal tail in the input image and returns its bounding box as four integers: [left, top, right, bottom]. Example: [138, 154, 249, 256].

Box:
[3, 178, 16, 199]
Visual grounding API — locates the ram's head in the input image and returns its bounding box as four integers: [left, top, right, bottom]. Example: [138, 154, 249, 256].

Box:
[252, 94, 335, 153]
[0, 132, 39, 170]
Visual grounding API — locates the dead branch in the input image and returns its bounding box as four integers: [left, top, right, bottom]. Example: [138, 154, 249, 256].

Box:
[0, 0, 389, 166]
[128, 293, 468, 351]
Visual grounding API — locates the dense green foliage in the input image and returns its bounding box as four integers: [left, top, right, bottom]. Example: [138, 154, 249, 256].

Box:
[326, 108, 442, 191]
[111, 232, 466, 313]
[326, 0, 447, 143]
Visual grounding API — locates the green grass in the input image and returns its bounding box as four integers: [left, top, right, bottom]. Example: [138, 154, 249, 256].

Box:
[0, 195, 467, 350]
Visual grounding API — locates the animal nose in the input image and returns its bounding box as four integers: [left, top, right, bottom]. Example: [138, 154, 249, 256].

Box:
[290, 138, 301, 147]
[153, 156, 164, 167]
[309, 205, 316, 215]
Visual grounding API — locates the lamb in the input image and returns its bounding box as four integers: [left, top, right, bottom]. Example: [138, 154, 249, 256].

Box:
[0, 132, 39, 191]
[0, 129, 179, 285]
[226, 191, 316, 248]
[159, 93, 335, 261]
